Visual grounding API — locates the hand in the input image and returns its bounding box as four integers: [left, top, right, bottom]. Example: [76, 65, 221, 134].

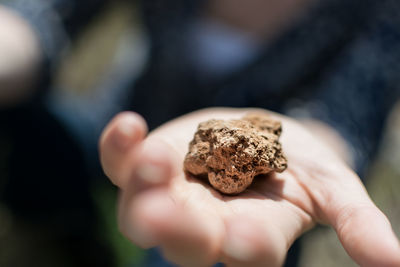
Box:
[0, 5, 41, 106]
[99, 108, 400, 267]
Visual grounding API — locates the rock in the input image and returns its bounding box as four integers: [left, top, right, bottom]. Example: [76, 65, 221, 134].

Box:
[183, 113, 287, 194]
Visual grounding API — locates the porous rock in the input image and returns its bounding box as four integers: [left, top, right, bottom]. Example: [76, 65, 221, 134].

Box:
[183, 114, 287, 195]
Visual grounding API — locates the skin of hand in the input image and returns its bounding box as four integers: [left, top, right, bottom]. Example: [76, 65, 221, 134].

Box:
[99, 108, 400, 267]
[0, 5, 41, 107]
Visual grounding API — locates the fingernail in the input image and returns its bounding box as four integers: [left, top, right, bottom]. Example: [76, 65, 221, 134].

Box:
[135, 163, 167, 184]
[113, 117, 138, 150]
[222, 223, 257, 262]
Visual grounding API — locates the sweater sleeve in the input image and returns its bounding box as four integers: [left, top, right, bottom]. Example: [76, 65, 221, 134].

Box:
[305, 1, 400, 176]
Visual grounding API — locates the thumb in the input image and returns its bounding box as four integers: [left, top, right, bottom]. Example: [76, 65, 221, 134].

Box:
[335, 203, 400, 267]
[324, 177, 400, 267]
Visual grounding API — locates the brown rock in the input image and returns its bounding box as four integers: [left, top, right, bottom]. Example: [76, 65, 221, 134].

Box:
[183, 113, 287, 195]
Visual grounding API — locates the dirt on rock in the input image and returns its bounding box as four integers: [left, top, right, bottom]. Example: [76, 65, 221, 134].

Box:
[184, 113, 287, 194]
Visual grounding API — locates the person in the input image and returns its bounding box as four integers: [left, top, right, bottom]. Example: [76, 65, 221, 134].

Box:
[1, 0, 400, 266]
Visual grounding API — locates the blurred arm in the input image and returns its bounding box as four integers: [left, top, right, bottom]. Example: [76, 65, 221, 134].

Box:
[0, 0, 111, 106]
[0, 5, 41, 106]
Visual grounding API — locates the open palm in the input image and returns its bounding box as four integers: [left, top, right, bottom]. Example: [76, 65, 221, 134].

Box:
[100, 108, 400, 267]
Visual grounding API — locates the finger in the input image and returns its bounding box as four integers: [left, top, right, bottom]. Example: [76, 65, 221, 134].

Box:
[220, 193, 314, 267]
[120, 188, 224, 267]
[126, 143, 223, 267]
[222, 219, 284, 267]
[155, 197, 224, 267]
[99, 111, 147, 187]
[332, 202, 400, 267]
[221, 217, 288, 267]
[127, 140, 177, 194]
[117, 142, 177, 248]
[323, 175, 400, 267]
[118, 188, 170, 249]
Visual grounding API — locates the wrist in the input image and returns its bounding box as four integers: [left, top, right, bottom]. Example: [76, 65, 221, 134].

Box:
[300, 119, 355, 169]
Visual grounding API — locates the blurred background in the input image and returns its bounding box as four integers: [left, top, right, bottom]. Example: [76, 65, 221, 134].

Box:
[0, 0, 399, 266]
